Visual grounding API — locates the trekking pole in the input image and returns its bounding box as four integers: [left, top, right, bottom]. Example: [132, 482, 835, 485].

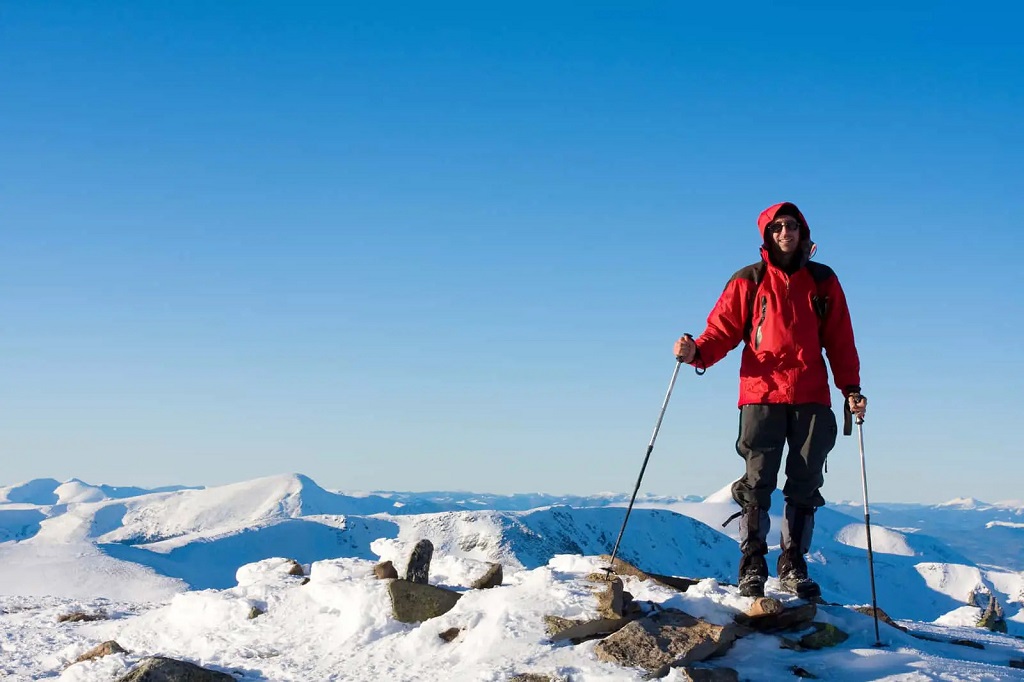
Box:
[856, 414, 884, 647]
[606, 350, 690, 573]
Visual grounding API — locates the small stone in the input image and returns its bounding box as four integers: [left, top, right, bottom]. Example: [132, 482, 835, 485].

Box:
[470, 562, 503, 589]
[406, 539, 434, 584]
[745, 597, 784, 618]
[797, 622, 849, 650]
[509, 675, 562, 682]
[791, 666, 819, 679]
[74, 640, 127, 664]
[300, 577, 311, 585]
[438, 627, 461, 643]
[58, 611, 106, 623]
[1008, 659, 1024, 669]
[950, 638, 985, 649]
[247, 606, 265, 620]
[389, 578, 461, 623]
[374, 560, 399, 580]
[114, 656, 234, 682]
[851, 606, 907, 632]
[285, 559, 305, 576]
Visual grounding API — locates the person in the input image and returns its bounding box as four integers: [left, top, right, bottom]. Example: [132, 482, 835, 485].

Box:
[673, 202, 867, 600]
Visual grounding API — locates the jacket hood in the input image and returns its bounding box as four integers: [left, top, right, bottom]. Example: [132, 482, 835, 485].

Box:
[758, 202, 811, 242]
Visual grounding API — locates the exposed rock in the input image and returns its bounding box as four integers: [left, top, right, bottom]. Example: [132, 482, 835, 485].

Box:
[543, 614, 633, 643]
[300, 577, 310, 586]
[115, 656, 234, 682]
[58, 611, 107, 623]
[745, 597, 784, 618]
[851, 606, 906, 632]
[509, 674, 565, 682]
[598, 555, 698, 592]
[780, 623, 849, 651]
[791, 666, 819, 678]
[438, 627, 461, 643]
[587, 572, 625, 619]
[470, 562, 503, 589]
[406, 539, 434, 584]
[595, 608, 741, 678]
[285, 559, 305, 576]
[977, 594, 1007, 633]
[677, 667, 740, 681]
[74, 640, 127, 664]
[374, 560, 399, 580]
[950, 638, 985, 650]
[247, 606, 264, 620]
[388, 578, 461, 623]
[735, 602, 816, 633]
[1009, 659, 1024, 669]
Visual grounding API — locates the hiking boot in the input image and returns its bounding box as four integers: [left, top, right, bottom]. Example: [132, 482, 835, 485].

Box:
[777, 550, 821, 601]
[738, 554, 768, 598]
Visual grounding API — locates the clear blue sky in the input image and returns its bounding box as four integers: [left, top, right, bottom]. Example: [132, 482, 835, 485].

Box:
[3, 2, 1021, 503]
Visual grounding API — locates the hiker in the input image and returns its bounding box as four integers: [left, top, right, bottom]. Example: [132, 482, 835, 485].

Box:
[673, 202, 867, 599]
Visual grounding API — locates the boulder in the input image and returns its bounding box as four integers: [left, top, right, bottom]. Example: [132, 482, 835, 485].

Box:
[851, 606, 906, 632]
[470, 562, 503, 589]
[780, 623, 849, 651]
[374, 560, 399, 580]
[285, 559, 305, 576]
[406, 539, 434, 584]
[388, 578, 461, 623]
[74, 640, 126, 664]
[595, 609, 741, 678]
[115, 656, 234, 682]
[543, 614, 633, 643]
[735, 602, 816, 633]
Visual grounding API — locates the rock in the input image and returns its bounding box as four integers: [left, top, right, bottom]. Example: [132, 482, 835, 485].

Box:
[374, 560, 399, 580]
[74, 640, 127, 664]
[247, 606, 264, 620]
[595, 608, 742, 678]
[300, 577, 310, 586]
[388, 578, 461, 623]
[115, 656, 234, 681]
[950, 638, 985, 650]
[586, 572, 625, 619]
[285, 559, 305, 576]
[977, 594, 1007, 633]
[790, 666, 819, 678]
[735, 602, 816, 633]
[470, 562, 503, 589]
[851, 606, 906, 632]
[745, 597, 784, 618]
[405, 539, 434, 584]
[1009, 659, 1024, 669]
[58, 611, 106, 623]
[509, 675, 565, 682]
[781, 622, 849, 651]
[677, 667, 740, 681]
[598, 555, 698, 592]
[438, 627, 461, 643]
[543, 614, 633, 643]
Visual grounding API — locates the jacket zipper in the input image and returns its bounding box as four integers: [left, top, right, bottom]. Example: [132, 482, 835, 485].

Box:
[754, 295, 767, 350]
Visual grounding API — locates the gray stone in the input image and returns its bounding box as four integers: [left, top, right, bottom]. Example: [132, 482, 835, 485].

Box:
[405, 539, 434, 584]
[114, 656, 234, 682]
[374, 560, 399, 580]
[74, 640, 126, 664]
[595, 609, 741, 678]
[470, 562, 503, 589]
[735, 602, 816, 633]
[388, 578, 461, 623]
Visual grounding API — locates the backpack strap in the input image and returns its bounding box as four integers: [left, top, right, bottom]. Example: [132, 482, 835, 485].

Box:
[740, 260, 835, 344]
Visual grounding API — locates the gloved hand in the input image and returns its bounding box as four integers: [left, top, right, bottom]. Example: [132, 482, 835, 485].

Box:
[674, 334, 696, 363]
[847, 391, 867, 420]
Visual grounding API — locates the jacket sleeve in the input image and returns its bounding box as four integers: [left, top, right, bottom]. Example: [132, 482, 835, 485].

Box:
[821, 274, 861, 393]
[691, 277, 751, 369]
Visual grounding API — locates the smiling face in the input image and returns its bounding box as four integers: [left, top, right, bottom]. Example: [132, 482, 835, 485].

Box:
[767, 216, 802, 254]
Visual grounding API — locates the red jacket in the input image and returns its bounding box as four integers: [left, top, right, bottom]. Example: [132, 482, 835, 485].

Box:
[692, 202, 860, 407]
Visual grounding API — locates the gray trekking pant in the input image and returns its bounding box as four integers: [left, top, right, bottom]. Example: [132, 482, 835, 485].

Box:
[730, 403, 838, 512]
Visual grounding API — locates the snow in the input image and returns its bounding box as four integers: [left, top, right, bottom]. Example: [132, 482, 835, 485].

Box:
[3, 474, 1024, 681]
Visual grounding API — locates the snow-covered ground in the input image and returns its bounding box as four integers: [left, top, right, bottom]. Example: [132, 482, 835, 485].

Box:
[2, 474, 1023, 681]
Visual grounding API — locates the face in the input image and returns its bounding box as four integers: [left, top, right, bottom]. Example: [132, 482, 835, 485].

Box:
[767, 216, 801, 253]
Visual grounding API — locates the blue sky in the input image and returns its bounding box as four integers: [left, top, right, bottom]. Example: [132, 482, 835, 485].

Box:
[3, 2, 1022, 503]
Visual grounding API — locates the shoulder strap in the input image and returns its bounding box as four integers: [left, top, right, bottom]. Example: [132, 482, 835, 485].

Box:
[735, 261, 766, 340]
